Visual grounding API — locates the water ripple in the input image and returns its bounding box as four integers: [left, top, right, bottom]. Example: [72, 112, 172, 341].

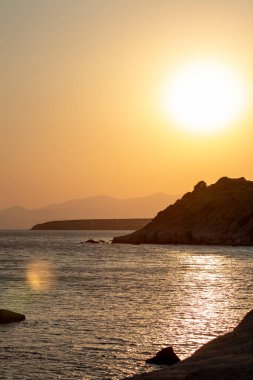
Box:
[1, 231, 253, 379]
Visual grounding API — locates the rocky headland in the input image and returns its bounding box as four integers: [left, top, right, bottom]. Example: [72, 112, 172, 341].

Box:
[113, 177, 253, 245]
[126, 308, 253, 380]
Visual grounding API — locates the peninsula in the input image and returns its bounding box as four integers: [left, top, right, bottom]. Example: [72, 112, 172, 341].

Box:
[113, 177, 253, 245]
[31, 218, 151, 230]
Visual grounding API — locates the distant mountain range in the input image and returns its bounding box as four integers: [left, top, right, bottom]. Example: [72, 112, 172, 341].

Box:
[0, 193, 179, 229]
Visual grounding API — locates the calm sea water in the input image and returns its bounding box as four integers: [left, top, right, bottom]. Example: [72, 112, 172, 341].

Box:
[1, 230, 253, 380]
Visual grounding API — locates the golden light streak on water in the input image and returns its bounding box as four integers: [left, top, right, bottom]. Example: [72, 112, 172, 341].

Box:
[26, 260, 54, 291]
[151, 252, 233, 359]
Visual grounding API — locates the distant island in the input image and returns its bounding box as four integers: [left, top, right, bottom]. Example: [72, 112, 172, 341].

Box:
[113, 177, 253, 245]
[31, 219, 151, 230]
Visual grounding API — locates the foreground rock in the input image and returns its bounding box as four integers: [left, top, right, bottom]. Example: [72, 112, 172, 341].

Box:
[0, 309, 25, 324]
[113, 177, 253, 245]
[146, 347, 180, 366]
[126, 308, 253, 380]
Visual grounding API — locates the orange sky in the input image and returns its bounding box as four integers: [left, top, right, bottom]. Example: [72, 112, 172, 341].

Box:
[1, 0, 253, 209]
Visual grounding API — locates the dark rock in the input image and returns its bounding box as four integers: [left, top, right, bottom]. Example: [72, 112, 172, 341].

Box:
[146, 347, 180, 366]
[85, 239, 100, 244]
[85, 239, 108, 244]
[0, 309, 25, 324]
[113, 177, 253, 246]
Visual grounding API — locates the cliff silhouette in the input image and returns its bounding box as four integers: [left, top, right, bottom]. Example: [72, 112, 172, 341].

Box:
[113, 177, 253, 246]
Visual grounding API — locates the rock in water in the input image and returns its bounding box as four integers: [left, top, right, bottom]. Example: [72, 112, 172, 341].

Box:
[85, 239, 99, 244]
[146, 347, 180, 365]
[113, 177, 253, 245]
[0, 309, 26, 324]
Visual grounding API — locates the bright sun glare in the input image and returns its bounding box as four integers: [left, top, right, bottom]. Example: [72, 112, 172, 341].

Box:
[163, 60, 247, 134]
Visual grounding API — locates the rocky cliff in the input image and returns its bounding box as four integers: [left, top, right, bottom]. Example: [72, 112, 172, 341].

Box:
[113, 177, 253, 245]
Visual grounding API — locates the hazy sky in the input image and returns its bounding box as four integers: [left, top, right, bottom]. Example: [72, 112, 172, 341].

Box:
[1, 0, 253, 209]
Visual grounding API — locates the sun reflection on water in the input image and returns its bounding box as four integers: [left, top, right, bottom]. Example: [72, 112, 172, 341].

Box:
[152, 251, 234, 358]
[26, 260, 54, 291]
[183, 254, 229, 307]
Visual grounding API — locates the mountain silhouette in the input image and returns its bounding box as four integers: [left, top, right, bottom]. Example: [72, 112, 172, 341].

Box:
[0, 193, 178, 229]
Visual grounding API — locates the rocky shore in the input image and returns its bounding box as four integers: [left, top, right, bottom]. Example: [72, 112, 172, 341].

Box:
[113, 177, 253, 245]
[127, 308, 253, 380]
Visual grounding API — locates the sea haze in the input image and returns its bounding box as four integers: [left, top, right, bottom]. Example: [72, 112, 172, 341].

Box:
[1, 230, 253, 379]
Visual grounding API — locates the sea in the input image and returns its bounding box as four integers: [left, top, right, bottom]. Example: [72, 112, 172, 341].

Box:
[1, 230, 253, 380]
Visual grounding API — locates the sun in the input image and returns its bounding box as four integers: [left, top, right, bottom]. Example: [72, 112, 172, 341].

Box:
[162, 60, 247, 134]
